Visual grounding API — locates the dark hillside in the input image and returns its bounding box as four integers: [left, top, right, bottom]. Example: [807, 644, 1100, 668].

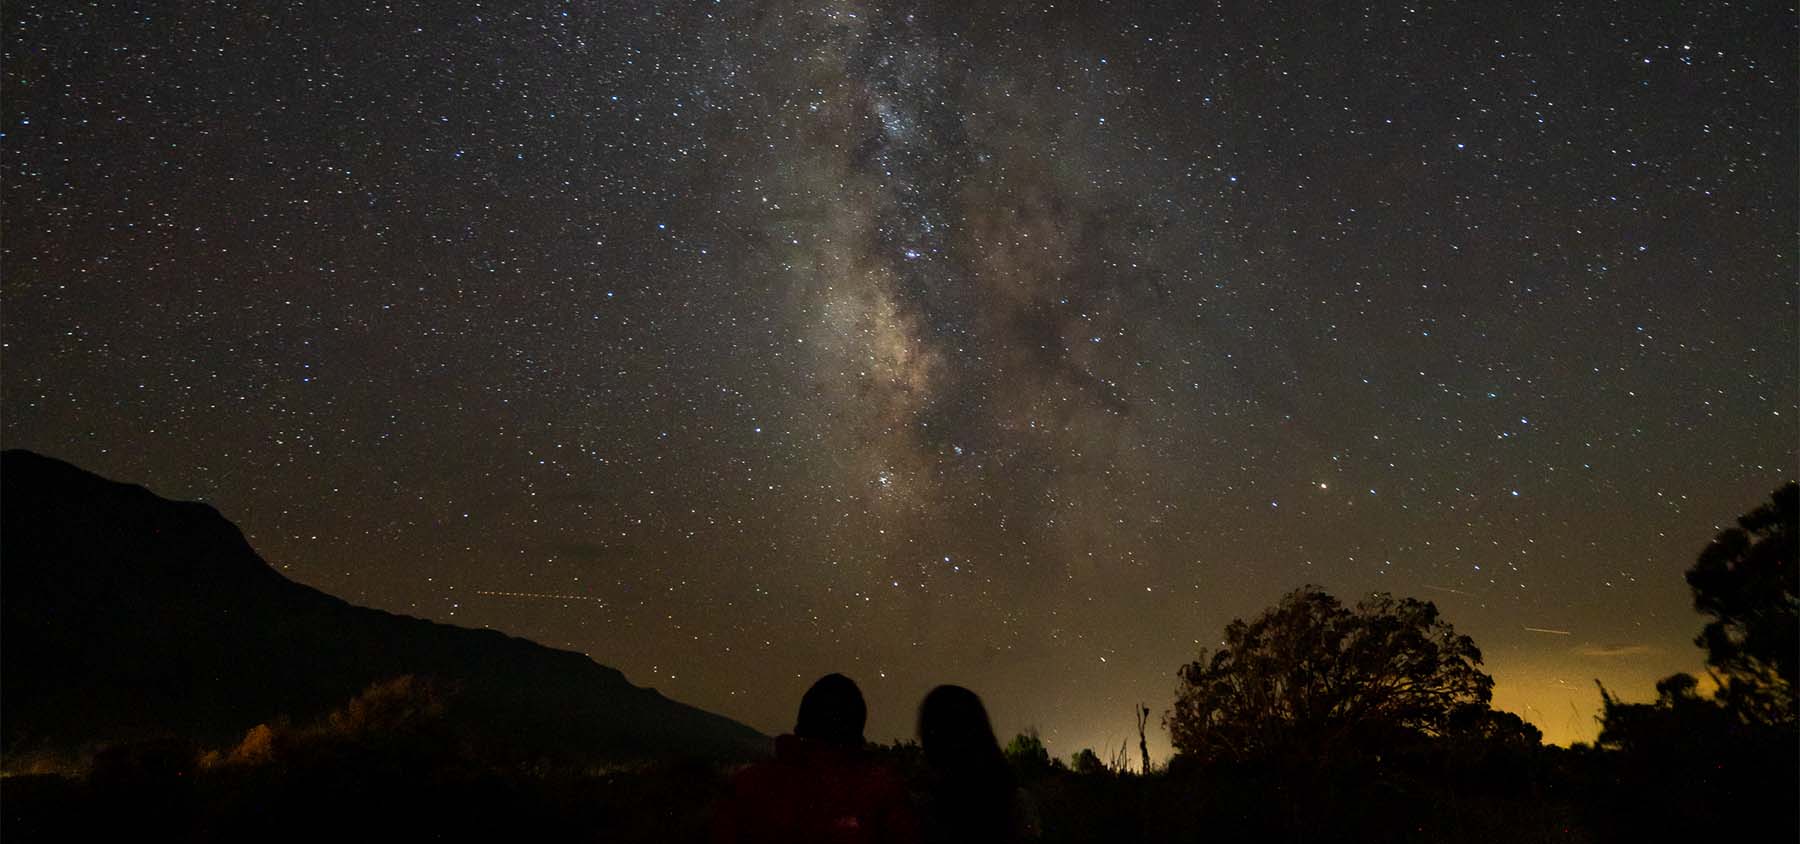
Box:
[0, 449, 766, 762]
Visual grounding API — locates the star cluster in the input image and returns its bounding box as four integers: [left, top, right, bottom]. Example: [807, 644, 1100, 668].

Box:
[3, 1, 1794, 754]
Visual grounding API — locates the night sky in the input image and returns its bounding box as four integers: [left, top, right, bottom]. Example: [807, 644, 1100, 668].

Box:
[3, 1, 1794, 758]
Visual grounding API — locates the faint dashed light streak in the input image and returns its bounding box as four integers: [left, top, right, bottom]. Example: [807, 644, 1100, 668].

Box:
[1522, 625, 1572, 636]
[1421, 584, 1474, 597]
[474, 589, 605, 603]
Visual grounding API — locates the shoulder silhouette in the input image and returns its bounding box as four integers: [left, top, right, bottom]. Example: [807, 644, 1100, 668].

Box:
[712, 673, 918, 844]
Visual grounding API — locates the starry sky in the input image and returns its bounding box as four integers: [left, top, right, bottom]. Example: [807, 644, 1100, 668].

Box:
[3, 1, 1795, 757]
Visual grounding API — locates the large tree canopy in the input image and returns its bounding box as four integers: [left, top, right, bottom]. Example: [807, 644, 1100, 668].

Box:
[1686, 482, 1798, 726]
[1165, 588, 1493, 763]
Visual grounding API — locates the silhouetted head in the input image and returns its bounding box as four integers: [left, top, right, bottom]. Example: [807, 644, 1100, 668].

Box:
[917, 684, 1004, 770]
[795, 673, 867, 746]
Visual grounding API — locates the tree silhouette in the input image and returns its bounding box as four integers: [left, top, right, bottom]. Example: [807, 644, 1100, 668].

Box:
[1134, 703, 1151, 774]
[1589, 486, 1800, 842]
[1686, 482, 1797, 726]
[1165, 587, 1493, 764]
[1595, 673, 1732, 754]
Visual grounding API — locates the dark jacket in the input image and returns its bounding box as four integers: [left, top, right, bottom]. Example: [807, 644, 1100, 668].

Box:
[712, 734, 919, 844]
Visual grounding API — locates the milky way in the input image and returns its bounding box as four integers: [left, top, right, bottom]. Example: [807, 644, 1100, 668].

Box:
[3, 1, 1794, 756]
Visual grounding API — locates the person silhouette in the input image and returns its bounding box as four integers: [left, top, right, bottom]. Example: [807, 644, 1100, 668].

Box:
[712, 673, 918, 844]
[915, 685, 1041, 844]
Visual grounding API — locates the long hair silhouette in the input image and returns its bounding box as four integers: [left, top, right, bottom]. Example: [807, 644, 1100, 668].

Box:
[917, 685, 1022, 843]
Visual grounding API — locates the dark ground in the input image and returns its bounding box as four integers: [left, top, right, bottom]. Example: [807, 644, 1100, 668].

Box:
[4, 728, 1793, 844]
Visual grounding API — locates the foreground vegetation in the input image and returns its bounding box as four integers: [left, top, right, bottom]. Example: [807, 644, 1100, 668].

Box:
[3, 716, 1789, 843]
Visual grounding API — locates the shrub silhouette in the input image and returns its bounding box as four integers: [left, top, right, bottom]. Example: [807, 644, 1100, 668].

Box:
[200, 675, 459, 775]
[1069, 748, 1105, 776]
[1003, 728, 1058, 776]
[219, 723, 278, 767]
[327, 674, 451, 735]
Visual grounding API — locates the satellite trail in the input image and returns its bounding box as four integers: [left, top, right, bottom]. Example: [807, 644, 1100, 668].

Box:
[475, 590, 604, 604]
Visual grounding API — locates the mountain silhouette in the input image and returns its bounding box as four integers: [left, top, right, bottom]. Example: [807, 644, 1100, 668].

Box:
[0, 449, 768, 761]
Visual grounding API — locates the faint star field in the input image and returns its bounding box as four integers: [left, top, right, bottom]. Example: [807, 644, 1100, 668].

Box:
[2, 1, 1794, 754]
